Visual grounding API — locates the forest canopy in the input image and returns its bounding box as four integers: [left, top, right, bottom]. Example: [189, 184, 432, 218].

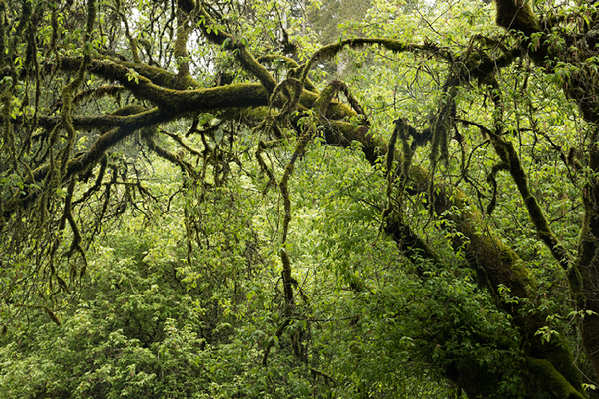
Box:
[2, 0, 599, 398]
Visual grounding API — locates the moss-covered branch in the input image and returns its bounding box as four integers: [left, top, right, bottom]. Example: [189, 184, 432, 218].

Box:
[484, 76, 570, 271]
[57, 56, 200, 90]
[113, 0, 141, 63]
[58, 0, 96, 177]
[575, 143, 599, 377]
[314, 80, 366, 118]
[3, 107, 168, 217]
[258, 54, 318, 92]
[300, 38, 452, 88]
[143, 128, 197, 177]
[73, 84, 125, 105]
[197, 5, 276, 92]
[59, 57, 271, 112]
[492, 134, 570, 269]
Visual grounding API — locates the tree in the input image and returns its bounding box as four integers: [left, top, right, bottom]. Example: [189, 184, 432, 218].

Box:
[2, 0, 599, 397]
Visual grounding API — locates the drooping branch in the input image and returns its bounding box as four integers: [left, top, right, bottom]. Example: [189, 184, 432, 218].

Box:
[143, 128, 197, 177]
[485, 161, 508, 215]
[61, 108, 166, 178]
[2, 107, 168, 218]
[59, 0, 96, 176]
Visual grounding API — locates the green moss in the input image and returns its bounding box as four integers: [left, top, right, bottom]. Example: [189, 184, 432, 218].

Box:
[526, 357, 585, 399]
[494, 0, 540, 35]
[314, 80, 344, 116]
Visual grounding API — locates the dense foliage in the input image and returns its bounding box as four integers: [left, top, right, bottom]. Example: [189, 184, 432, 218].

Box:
[2, 0, 599, 397]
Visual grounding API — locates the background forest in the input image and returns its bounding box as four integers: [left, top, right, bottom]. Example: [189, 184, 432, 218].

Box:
[1, 0, 599, 398]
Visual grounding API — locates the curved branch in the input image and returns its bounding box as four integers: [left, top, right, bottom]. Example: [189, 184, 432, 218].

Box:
[197, 5, 277, 92]
[73, 84, 125, 105]
[486, 76, 570, 270]
[299, 38, 452, 88]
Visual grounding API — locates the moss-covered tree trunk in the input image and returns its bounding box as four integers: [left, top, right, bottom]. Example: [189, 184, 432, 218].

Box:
[490, 0, 599, 389]
[575, 143, 599, 379]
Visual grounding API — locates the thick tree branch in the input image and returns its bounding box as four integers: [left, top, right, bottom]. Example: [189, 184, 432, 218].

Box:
[56, 56, 200, 90]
